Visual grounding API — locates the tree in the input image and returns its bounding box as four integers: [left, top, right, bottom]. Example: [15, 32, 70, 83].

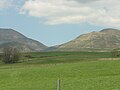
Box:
[2, 46, 20, 64]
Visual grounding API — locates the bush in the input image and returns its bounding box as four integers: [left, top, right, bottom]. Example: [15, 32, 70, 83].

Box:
[25, 54, 34, 58]
[111, 50, 120, 57]
[2, 46, 20, 64]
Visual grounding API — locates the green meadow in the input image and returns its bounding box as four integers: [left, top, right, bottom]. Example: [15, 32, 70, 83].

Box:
[0, 52, 120, 90]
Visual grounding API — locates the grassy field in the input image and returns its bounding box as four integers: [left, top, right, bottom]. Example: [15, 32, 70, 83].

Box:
[0, 52, 120, 90]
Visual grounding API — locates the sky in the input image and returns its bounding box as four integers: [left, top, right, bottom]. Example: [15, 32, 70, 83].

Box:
[0, 0, 120, 46]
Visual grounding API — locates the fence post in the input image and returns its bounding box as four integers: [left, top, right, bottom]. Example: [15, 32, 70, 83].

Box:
[57, 79, 60, 90]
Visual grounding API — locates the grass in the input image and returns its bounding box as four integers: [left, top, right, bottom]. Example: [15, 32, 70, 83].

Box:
[21, 52, 112, 64]
[0, 52, 120, 90]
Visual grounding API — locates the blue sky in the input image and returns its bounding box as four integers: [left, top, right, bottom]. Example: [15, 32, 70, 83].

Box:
[0, 0, 120, 46]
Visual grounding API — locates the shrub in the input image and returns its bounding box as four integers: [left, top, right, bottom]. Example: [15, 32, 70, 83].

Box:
[2, 46, 20, 64]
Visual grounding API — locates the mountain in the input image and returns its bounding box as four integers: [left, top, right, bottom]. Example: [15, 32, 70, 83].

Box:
[0, 28, 47, 52]
[54, 28, 120, 52]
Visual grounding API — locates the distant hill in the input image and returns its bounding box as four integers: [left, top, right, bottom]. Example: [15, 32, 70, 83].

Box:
[0, 28, 47, 52]
[51, 28, 120, 52]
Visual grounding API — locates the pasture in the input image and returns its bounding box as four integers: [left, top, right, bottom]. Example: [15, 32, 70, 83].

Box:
[0, 52, 120, 90]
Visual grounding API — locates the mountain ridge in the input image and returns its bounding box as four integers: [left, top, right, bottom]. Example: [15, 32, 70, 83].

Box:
[0, 28, 47, 52]
[49, 28, 120, 52]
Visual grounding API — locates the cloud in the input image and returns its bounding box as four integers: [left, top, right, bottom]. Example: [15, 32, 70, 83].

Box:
[20, 0, 120, 27]
[0, 0, 13, 10]
[71, 0, 99, 3]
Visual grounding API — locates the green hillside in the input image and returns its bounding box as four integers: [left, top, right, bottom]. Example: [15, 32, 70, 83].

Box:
[0, 52, 120, 90]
